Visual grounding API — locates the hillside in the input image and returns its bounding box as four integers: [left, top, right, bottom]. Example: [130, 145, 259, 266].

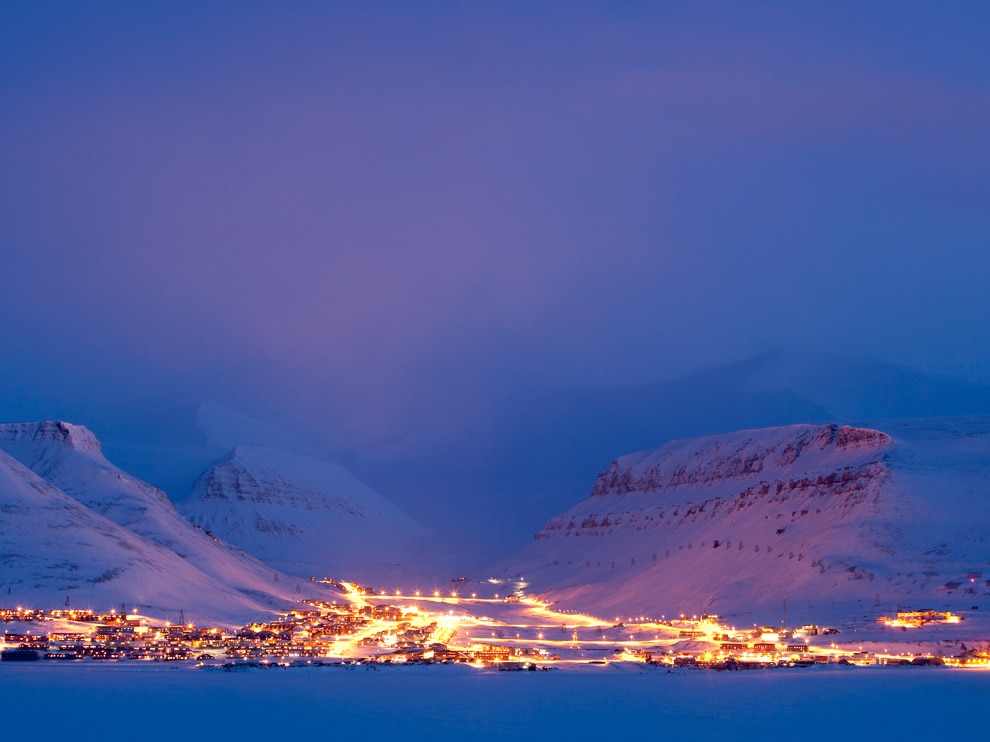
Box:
[0, 448, 286, 624]
[180, 444, 433, 582]
[0, 421, 329, 624]
[494, 421, 990, 625]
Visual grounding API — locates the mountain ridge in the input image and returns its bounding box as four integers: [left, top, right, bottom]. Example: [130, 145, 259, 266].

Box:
[496, 420, 990, 625]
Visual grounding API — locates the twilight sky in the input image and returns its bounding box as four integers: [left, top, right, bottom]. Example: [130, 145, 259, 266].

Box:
[2, 1, 989, 458]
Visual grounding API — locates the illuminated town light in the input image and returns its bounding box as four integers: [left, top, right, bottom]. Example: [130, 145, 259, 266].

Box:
[4, 585, 984, 671]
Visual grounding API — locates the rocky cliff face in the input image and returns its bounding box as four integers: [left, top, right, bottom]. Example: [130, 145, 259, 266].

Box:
[543, 424, 892, 540]
[588, 424, 891, 498]
[497, 423, 989, 624]
[539, 461, 889, 541]
[194, 446, 367, 515]
[0, 420, 102, 450]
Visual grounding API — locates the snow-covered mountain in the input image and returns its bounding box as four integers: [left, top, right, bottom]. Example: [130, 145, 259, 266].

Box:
[69, 352, 990, 572]
[180, 444, 432, 582]
[0, 448, 275, 624]
[0, 421, 327, 624]
[350, 349, 990, 568]
[495, 420, 990, 625]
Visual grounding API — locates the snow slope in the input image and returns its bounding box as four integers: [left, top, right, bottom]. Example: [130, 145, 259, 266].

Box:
[180, 445, 432, 582]
[0, 421, 327, 623]
[496, 421, 990, 625]
[0, 448, 284, 624]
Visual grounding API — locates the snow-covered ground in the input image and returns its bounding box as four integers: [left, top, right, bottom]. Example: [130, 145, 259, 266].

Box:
[0, 662, 987, 740]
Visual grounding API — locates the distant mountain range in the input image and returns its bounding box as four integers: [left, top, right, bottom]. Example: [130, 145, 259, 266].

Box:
[46, 350, 990, 569]
[2, 350, 989, 624]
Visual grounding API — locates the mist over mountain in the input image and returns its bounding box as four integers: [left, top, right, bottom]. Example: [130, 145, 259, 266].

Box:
[49, 349, 990, 573]
[2, 348, 989, 622]
[347, 349, 990, 566]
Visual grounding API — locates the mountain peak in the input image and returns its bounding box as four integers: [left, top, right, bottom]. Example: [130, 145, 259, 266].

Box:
[181, 443, 432, 581]
[0, 420, 103, 454]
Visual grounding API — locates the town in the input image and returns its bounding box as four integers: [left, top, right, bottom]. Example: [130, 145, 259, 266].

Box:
[2, 579, 987, 670]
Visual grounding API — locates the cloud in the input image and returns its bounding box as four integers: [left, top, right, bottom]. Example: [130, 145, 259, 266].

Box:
[1, 2, 989, 449]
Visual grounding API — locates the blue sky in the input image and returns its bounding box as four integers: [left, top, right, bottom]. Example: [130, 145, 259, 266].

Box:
[2, 1, 989, 452]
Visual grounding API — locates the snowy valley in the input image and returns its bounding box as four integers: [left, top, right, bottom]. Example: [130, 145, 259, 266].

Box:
[1, 408, 990, 681]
